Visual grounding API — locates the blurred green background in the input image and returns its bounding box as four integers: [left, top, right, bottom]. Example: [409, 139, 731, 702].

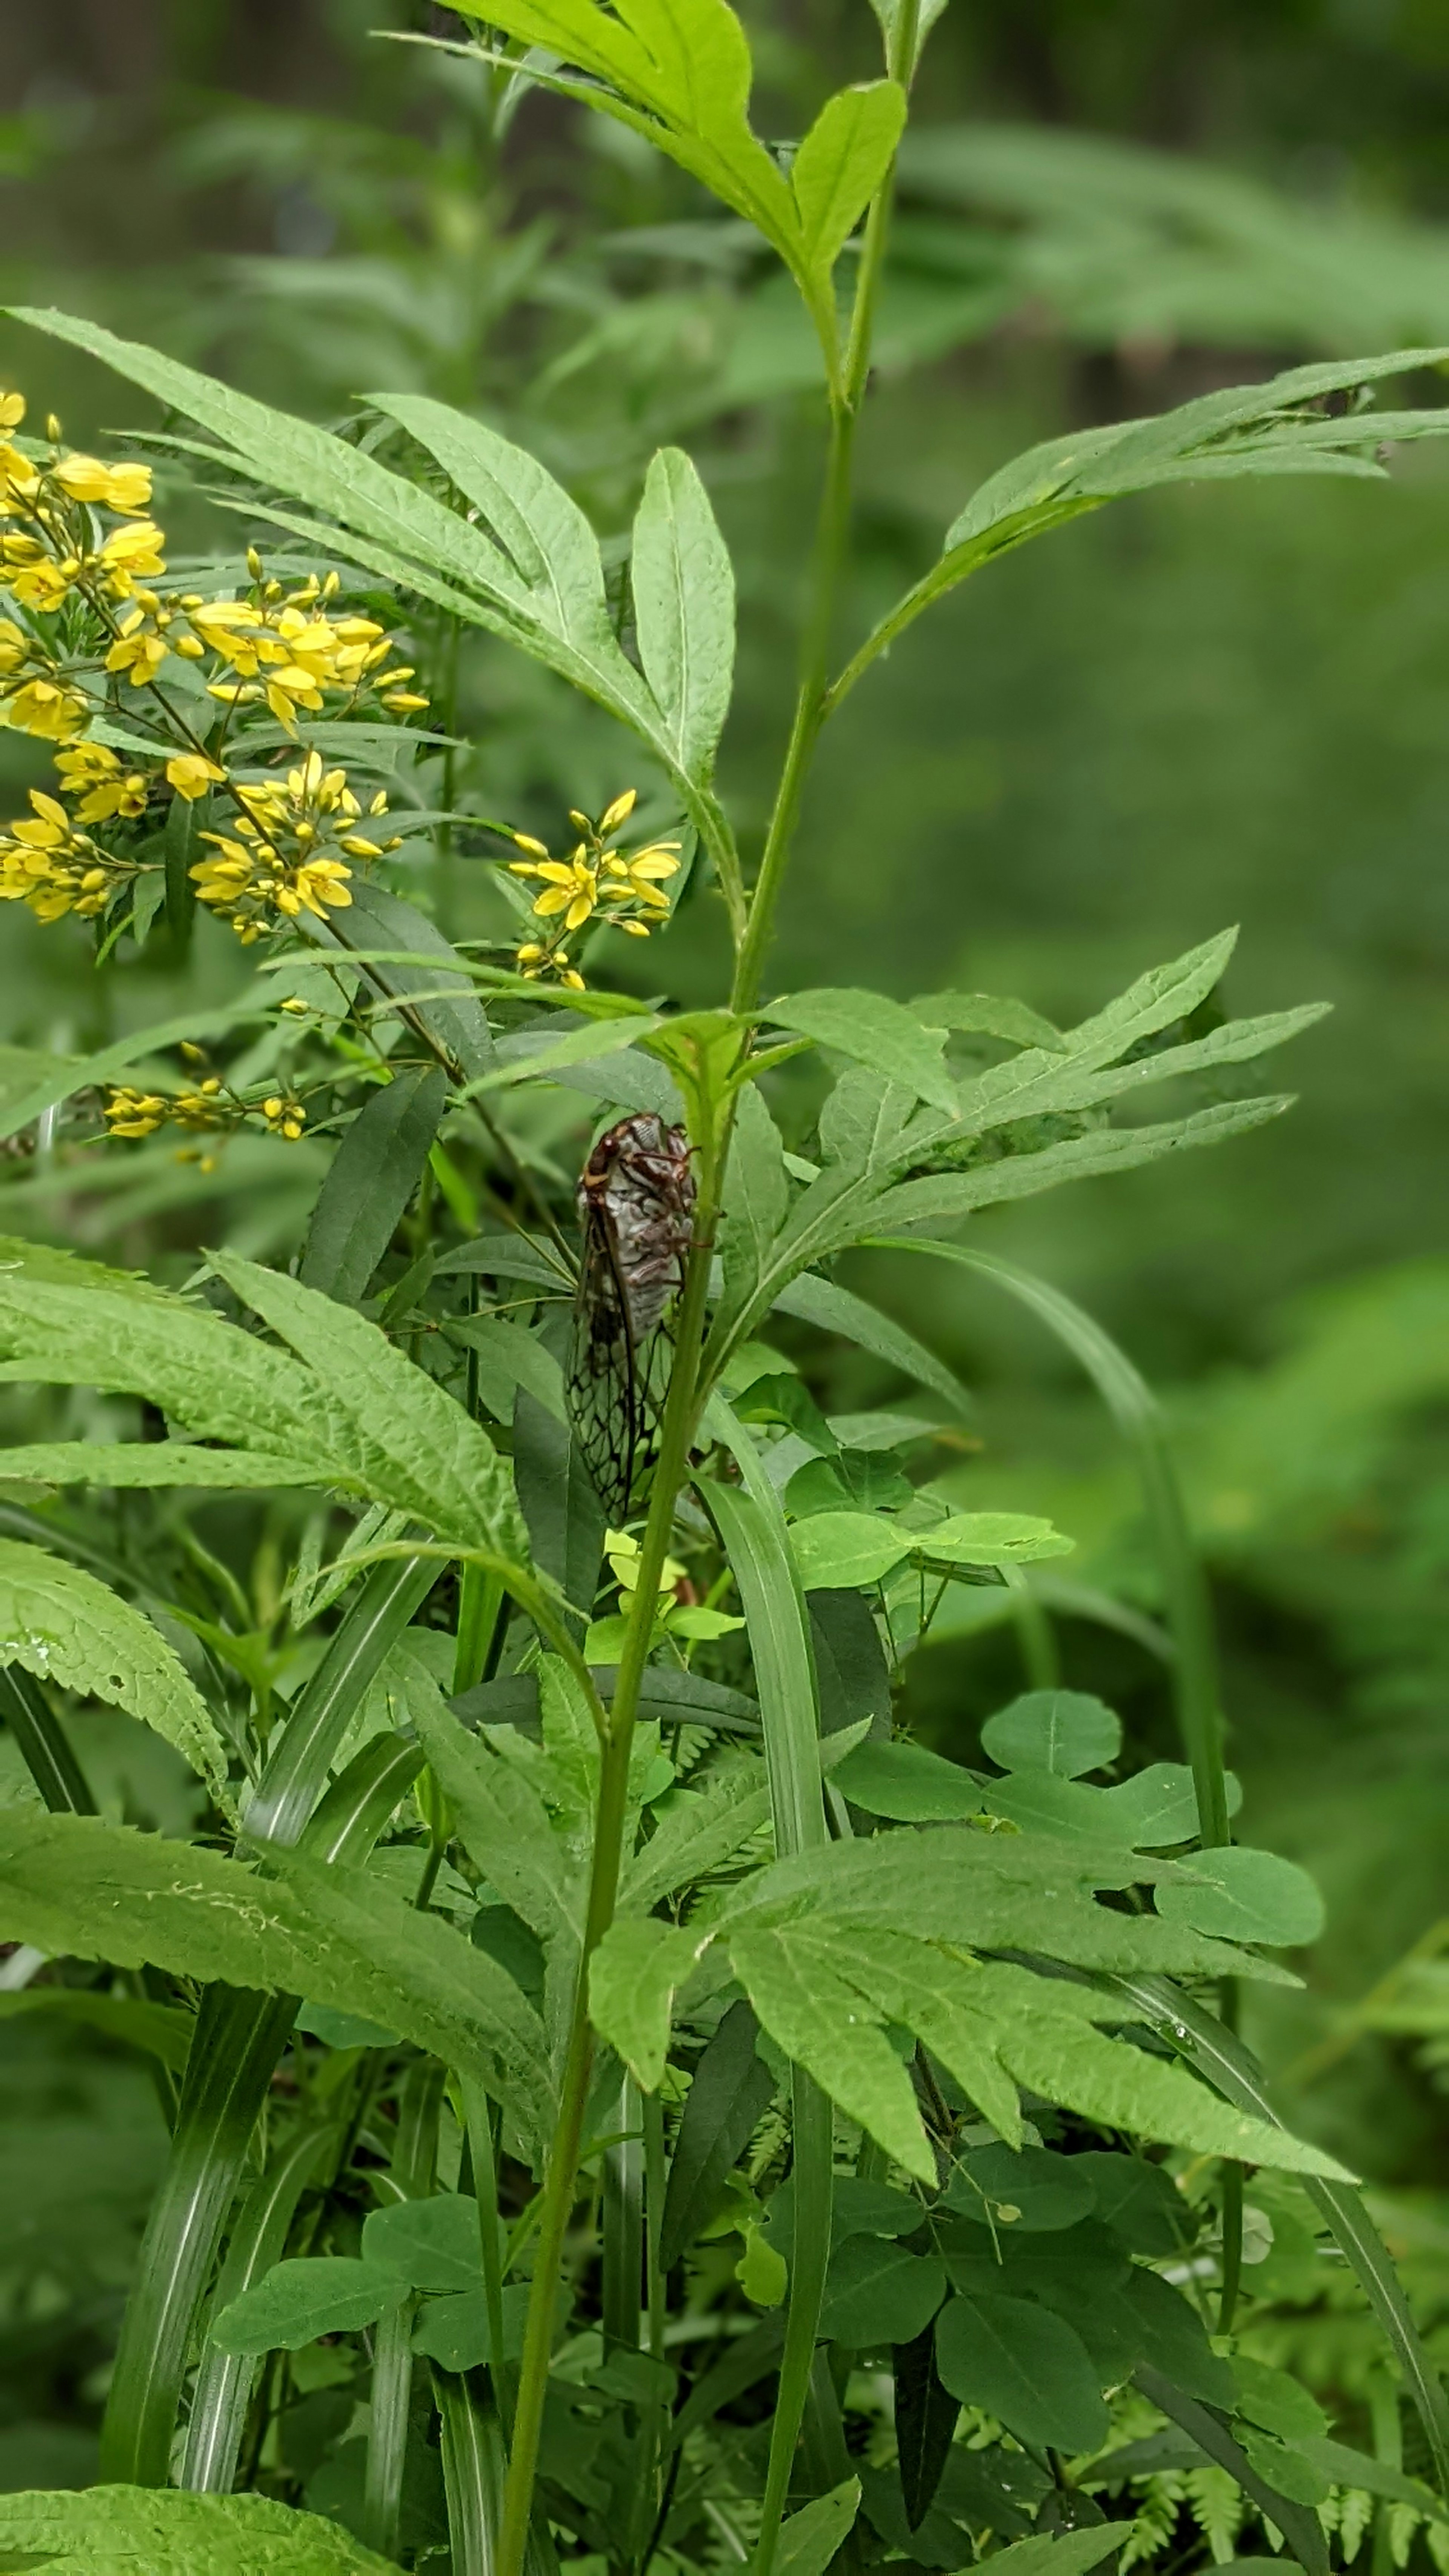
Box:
[1, 0, 1446, 2286]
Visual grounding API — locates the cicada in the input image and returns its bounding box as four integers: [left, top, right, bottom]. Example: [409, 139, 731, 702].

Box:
[566, 1113, 696, 1522]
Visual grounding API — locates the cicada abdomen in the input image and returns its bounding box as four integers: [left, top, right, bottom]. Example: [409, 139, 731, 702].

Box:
[566, 1113, 696, 1523]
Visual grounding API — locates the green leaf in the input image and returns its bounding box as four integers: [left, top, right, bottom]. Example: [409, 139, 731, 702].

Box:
[363, 2194, 489, 2292]
[972, 2534, 1127, 2576]
[769, 1269, 969, 1413]
[411, 2281, 534, 2371]
[893, 2322, 962, 2533]
[1233, 2357, 1330, 2445]
[819, 2237, 946, 2347]
[1136, 2365, 1329, 2576]
[0, 1441, 329, 1493]
[619, 1753, 773, 1909]
[442, 0, 805, 308]
[446, 1314, 566, 1423]
[761, 989, 958, 1113]
[788, 1510, 912, 1590]
[831, 348, 1449, 704]
[911, 990, 1064, 1050]
[300, 1068, 447, 1306]
[0, 2488, 399, 2573]
[720, 1080, 791, 1324]
[935, 2289, 1108, 2452]
[1117, 1976, 1449, 2493]
[774, 2479, 862, 2576]
[868, 1095, 1294, 1235]
[658, 1998, 776, 2273]
[0, 1809, 552, 2150]
[0, 1539, 229, 1802]
[833, 1738, 981, 1822]
[1156, 1847, 1326, 1946]
[589, 1914, 702, 2089]
[631, 446, 735, 782]
[405, 1678, 585, 1954]
[950, 2142, 1096, 2232]
[981, 1689, 1123, 1778]
[917, 1512, 1073, 1567]
[211, 2256, 404, 2354]
[0, 1986, 194, 2072]
[321, 881, 495, 1081]
[208, 1251, 531, 1564]
[791, 82, 906, 282]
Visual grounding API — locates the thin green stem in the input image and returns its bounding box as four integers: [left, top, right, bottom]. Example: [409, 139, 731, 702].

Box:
[495, 1150, 721, 2576]
[728, 0, 920, 1018]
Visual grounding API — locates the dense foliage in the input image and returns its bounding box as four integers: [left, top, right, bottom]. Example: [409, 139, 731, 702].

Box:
[0, 5, 1446, 2573]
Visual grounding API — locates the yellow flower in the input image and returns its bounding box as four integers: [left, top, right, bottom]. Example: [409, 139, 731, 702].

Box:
[0, 787, 140, 921]
[96, 519, 166, 599]
[261, 1094, 307, 1142]
[165, 752, 226, 803]
[105, 610, 169, 687]
[189, 754, 386, 941]
[0, 394, 24, 432]
[0, 446, 40, 512]
[599, 839, 683, 912]
[505, 790, 682, 986]
[52, 455, 153, 516]
[103, 1087, 171, 1139]
[511, 853, 599, 931]
[54, 741, 148, 824]
[5, 552, 78, 614]
[2, 675, 89, 740]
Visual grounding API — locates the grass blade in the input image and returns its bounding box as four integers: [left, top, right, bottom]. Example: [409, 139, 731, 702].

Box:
[98, 1981, 300, 2484]
[0, 1665, 95, 1815]
[434, 2365, 506, 2576]
[705, 1403, 834, 2576]
[181, 2118, 336, 2492]
[244, 1554, 438, 1846]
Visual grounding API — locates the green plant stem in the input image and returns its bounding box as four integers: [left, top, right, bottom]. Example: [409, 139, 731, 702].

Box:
[729, 0, 919, 1017]
[495, 1159, 721, 2576]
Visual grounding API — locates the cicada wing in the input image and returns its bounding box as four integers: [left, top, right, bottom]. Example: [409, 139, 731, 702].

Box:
[566, 1209, 641, 1524]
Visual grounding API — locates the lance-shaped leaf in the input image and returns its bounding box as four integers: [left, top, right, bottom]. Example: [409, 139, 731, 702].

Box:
[0, 1538, 229, 1801]
[830, 347, 1449, 706]
[791, 83, 906, 286]
[206, 1252, 531, 1564]
[300, 1066, 448, 1307]
[0, 1809, 553, 2151]
[760, 989, 958, 1114]
[631, 446, 735, 783]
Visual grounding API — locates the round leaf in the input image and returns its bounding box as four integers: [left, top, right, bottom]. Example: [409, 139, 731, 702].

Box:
[935, 2289, 1108, 2453]
[819, 2237, 946, 2347]
[916, 1513, 1074, 1567]
[981, 1690, 1123, 1778]
[788, 1511, 912, 1591]
[1155, 1846, 1325, 1947]
[950, 2143, 1097, 2232]
[362, 2192, 487, 2292]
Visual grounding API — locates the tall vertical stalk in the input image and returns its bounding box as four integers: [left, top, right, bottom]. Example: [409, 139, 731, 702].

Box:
[495, 1145, 721, 2576]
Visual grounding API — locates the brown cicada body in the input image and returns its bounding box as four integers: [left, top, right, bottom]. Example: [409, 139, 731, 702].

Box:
[566, 1113, 695, 1521]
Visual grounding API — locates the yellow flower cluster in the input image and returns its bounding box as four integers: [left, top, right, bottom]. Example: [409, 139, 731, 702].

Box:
[104, 1076, 306, 1146]
[509, 789, 682, 988]
[191, 749, 400, 942]
[109, 559, 427, 732]
[0, 384, 432, 955]
[0, 785, 142, 923]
